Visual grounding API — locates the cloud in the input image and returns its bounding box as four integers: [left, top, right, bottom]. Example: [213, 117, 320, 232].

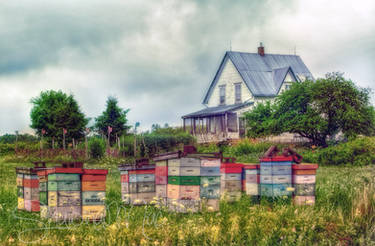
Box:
[0, 0, 374, 135]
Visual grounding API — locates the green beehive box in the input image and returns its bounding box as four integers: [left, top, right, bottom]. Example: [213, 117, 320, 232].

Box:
[200, 184, 220, 199]
[48, 173, 80, 181]
[48, 181, 81, 191]
[39, 182, 48, 192]
[82, 191, 106, 205]
[39, 191, 47, 205]
[168, 176, 200, 186]
[17, 186, 24, 198]
[200, 176, 220, 186]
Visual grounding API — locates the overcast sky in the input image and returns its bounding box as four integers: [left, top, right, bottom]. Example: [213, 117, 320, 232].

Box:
[1, 0, 374, 135]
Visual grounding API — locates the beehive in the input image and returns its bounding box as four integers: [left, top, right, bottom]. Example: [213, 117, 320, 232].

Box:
[15, 162, 47, 212]
[47, 167, 83, 221]
[242, 164, 260, 200]
[81, 169, 108, 220]
[260, 156, 293, 198]
[199, 157, 221, 211]
[153, 151, 182, 207]
[37, 168, 52, 218]
[220, 158, 243, 202]
[119, 160, 156, 206]
[292, 163, 318, 205]
[167, 157, 201, 212]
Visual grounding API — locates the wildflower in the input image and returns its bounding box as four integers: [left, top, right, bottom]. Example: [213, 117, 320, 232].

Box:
[150, 200, 157, 205]
[282, 195, 288, 199]
[172, 201, 178, 206]
[134, 199, 141, 204]
[8, 237, 14, 243]
[306, 200, 314, 204]
[203, 183, 209, 187]
[208, 206, 214, 212]
[155, 205, 160, 209]
[153, 196, 158, 200]
[70, 235, 76, 244]
[286, 187, 295, 192]
[179, 204, 185, 208]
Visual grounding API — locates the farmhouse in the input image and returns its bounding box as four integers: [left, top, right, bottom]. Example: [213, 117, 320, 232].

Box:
[182, 44, 314, 143]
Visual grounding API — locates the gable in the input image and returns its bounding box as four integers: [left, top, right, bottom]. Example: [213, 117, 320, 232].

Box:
[204, 55, 253, 106]
[203, 51, 313, 104]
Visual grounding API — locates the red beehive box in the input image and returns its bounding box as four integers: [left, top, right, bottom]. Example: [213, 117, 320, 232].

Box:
[220, 163, 243, 173]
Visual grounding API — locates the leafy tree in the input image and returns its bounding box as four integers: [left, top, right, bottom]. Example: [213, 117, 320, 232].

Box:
[244, 73, 375, 147]
[244, 101, 277, 138]
[30, 90, 88, 145]
[95, 97, 130, 144]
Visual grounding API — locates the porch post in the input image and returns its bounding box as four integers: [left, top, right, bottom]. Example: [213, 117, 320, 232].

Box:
[225, 113, 228, 138]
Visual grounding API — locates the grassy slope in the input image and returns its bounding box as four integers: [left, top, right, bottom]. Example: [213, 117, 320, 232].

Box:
[0, 158, 374, 245]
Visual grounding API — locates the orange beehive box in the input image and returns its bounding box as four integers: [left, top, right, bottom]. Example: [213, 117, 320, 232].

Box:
[82, 181, 106, 191]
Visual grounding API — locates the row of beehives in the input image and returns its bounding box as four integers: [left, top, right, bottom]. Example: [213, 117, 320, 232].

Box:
[119, 154, 319, 211]
[119, 154, 223, 212]
[243, 158, 318, 205]
[16, 163, 108, 221]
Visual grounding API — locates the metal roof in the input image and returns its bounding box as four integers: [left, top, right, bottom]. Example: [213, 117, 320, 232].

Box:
[203, 51, 314, 103]
[182, 102, 253, 118]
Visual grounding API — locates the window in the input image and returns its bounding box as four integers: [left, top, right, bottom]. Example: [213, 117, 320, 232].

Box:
[219, 85, 226, 105]
[285, 84, 291, 90]
[235, 83, 241, 103]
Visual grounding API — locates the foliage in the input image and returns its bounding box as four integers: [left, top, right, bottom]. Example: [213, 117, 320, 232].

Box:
[0, 133, 38, 144]
[302, 136, 375, 166]
[30, 90, 89, 145]
[244, 101, 277, 138]
[95, 97, 130, 144]
[1, 158, 375, 245]
[244, 73, 375, 146]
[89, 137, 106, 159]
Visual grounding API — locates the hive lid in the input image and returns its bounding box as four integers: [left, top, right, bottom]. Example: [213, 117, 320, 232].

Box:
[83, 169, 108, 175]
[292, 163, 319, 170]
[49, 167, 84, 174]
[242, 164, 259, 169]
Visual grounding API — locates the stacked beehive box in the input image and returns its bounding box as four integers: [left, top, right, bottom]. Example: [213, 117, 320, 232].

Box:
[199, 156, 221, 211]
[119, 159, 156, 206]
[292, 163, 318, 205]
[37, 168, 51, 218]
[220, 158, 243, 202]
[16, 162, 47, 212]
[81, 169, 108, 220]
[242, 164, 260, 200]
[47, 166, 83, 221]
[260, 156, 293, 199]
[167, 157, 201, 212]
[153, 151, 182, 206]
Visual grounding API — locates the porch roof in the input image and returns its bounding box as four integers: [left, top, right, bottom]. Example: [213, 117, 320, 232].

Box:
[182, 102, 253, 118]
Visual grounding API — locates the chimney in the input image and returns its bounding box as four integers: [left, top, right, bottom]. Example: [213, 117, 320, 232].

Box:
[258, 42, 265, 56]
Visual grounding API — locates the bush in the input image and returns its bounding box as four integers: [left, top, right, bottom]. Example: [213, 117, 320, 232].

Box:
[315, 137, 375, 166]
[0, 143, 14, 156]
[89, 137, 106, 159]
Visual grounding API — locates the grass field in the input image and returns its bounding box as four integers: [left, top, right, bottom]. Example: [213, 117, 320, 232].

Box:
[0, 158, 374, 245]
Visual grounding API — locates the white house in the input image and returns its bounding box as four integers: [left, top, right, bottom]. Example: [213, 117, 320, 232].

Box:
[182, 44, 314, 143]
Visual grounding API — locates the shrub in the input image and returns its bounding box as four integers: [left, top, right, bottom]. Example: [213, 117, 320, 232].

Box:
[89, 137, 106, 159]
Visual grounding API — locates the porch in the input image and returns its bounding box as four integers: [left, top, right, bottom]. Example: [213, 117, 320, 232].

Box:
[182, 103, 251, 143]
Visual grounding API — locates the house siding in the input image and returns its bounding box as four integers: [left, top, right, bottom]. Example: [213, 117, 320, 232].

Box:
[207, 58, 253, 107]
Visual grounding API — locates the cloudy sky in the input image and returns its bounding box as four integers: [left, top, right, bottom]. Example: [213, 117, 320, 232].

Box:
[1, 0, 374, 134]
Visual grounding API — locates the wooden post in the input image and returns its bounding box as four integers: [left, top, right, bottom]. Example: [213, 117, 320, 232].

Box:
[225, 113, 228, 138]
[85, 133, 88, 159]
[63, 130, 66, 150]
[73, 138, 75, 149]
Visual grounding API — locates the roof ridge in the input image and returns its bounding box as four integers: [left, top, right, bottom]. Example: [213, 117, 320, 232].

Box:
[227, 50, 301, 57]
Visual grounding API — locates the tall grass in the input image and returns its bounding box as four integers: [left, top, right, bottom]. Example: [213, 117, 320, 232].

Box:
[0, 158, 374, 245]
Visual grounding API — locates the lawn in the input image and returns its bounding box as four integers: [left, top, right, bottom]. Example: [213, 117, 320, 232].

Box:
[0, 158, 374, 245]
